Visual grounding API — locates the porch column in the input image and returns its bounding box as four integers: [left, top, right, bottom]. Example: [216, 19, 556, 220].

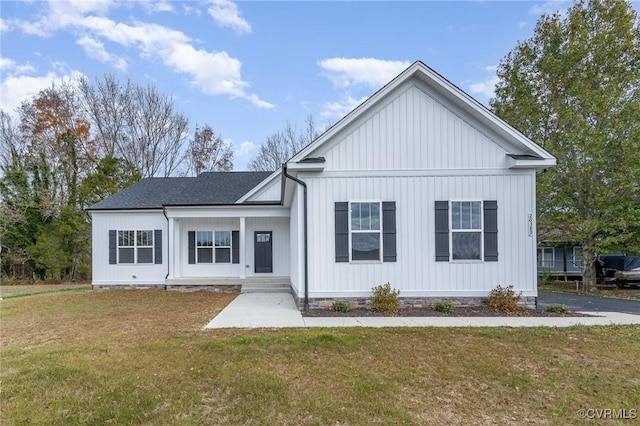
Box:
[239, 217, 246, 279]
[167, 218, 175, 279]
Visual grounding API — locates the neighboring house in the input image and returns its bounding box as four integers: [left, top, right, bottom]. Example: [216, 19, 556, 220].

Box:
[87, 61, 556, 309]
[537, 243, 583, 280]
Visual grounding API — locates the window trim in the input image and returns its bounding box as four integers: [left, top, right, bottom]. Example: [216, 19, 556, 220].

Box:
[537, 247, 555, 268]
[215, 230, 232, 264]
[196, 230, 213, 264]
[349, 201, 382, 262]
[571, 247, 582, 268]
[117, 230, 154, 264]
[450, 200, 483, 261]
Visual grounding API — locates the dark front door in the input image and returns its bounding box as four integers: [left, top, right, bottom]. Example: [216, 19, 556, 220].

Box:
[254, 231, 273, 273]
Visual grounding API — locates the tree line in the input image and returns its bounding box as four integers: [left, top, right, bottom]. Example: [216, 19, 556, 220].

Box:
[2, 0, 638, 290]
[0, 72, 318, 281]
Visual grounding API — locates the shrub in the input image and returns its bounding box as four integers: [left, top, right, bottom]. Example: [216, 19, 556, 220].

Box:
[332, 301, 350, 312]
[484, 285, 523, 314]
[370, 282, 400, 316]
[546, 304, 568, 314]
[433, 300, 454, 314]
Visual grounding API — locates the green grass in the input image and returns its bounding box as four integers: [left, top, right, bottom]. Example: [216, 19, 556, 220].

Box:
[1, 289, 639, 425]
[539, 280, 640, 300]
[0, 283, 91, 299]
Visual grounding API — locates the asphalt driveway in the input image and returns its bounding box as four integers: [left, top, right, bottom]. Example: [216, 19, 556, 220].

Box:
[538, 291, 640, 313]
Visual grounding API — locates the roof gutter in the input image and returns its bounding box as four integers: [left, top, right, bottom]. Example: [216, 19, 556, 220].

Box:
[282, 164, 309, 311]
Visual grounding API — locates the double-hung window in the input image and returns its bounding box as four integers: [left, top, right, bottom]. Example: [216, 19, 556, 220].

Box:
[350, 202, 381, 261]
[118, 230, 153, 264]
[215, 231, 231, 263]
[196, 231, 213, 263]
[537, 247, 554, 267]
[451, 201, 482, 260]
[572, 247, 582, 267]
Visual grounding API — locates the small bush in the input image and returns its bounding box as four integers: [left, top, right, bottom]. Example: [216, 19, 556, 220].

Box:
[484, 285, 523, 314]
[546, 304, 568, 314]
[370, 282, 400, 316]
[332, 301, 350, 312]
[433, 301, 454, 314]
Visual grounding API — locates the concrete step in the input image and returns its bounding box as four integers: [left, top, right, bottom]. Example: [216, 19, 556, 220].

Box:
[241, 283, 291, 294]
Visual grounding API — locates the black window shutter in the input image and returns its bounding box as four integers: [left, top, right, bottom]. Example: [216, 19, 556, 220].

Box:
[435, 201, 449, 261]
[484, 200, 498, 261]
[232, 230, 240, 264]
[154, 229, 162, 264]
[335, 202, 349, 262]
[188, 231, 196, 264]
[382, 202, 397, 262]
[109, 230, 117, 264]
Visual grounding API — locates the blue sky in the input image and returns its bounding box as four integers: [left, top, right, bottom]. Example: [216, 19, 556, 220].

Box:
[1, 0, 629, 170]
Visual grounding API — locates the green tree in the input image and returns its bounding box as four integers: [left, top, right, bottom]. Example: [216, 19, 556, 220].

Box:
[79, 156, 141, 208]
[491, 0, 640, 290]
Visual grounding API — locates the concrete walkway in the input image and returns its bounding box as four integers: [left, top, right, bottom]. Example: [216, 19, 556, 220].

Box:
[204, 293, 640, 329]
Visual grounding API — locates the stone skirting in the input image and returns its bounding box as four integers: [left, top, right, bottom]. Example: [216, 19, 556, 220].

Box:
[294, 295, 537, 311]
[92, 284, 241, 292]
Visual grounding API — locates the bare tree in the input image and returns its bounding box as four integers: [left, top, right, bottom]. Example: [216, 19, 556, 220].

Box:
[78, 74, 189, 178]
[78, 74, 128, 159]
[187, 124, 233, 175]
[248, 115, 320, 171]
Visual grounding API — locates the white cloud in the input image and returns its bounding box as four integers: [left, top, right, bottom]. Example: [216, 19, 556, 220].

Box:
[0, 70, 83, 114]
[468, 75, 499, 100]
[141, 0, 174, 13]
[518, 20, 528, 28]
[319, 57, 411, 89]
[207, 0, 251, 34]
[529, 0, 570, 16]
[0, 58, 16, 70]
[0, 18, 10, 32]
[76, 35, 127, 71]
[236, 141, 256, 156]
[10, 1, 272, 109]
[320, 95, 368, 120]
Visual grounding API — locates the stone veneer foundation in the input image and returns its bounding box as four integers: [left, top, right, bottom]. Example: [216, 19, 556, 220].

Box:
[293, 294, 537, 311]
[93, 284, 241, 292]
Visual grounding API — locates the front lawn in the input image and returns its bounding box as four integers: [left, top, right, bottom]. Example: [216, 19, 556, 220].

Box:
[1, 289, 639, 425]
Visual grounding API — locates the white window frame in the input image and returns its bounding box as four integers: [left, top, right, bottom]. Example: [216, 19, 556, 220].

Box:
[450, 200, 483, 261]
[215, 230, 232, 264]
[118, 230, 153, 264]
[537, 247, 555, 268]
[349, 201, 382, 262]
[572, 247, 582, 267]
[196, 231, 213, 264]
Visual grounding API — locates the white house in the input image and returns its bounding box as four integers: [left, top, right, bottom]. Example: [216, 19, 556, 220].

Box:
[88, 61, 556, 309]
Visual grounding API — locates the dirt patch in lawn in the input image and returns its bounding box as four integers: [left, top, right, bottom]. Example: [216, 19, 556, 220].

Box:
[303, 306, 591, 317]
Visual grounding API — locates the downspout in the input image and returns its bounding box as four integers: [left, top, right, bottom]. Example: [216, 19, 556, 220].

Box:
[283, 164, 309, 310]
[163, 206, 170, 281]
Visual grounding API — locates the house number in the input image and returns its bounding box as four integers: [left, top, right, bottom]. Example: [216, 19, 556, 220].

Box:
[527, 213, 533, 237]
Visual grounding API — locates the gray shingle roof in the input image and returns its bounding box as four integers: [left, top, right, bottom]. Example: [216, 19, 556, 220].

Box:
[88, 171, 273, 210]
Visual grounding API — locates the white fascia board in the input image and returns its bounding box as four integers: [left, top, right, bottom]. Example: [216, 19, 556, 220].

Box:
[236, 169, 282, 203]
[285, 161, 325, 172]
[508, 157, 557, 170]
[164, 205, 289, 218]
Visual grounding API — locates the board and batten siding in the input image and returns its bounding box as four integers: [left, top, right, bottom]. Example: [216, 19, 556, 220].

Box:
[318, 84, 512, 171]
[301, 172, 537, 297]
[91, 211, 168, 285]
[246, 174, 282, 202]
